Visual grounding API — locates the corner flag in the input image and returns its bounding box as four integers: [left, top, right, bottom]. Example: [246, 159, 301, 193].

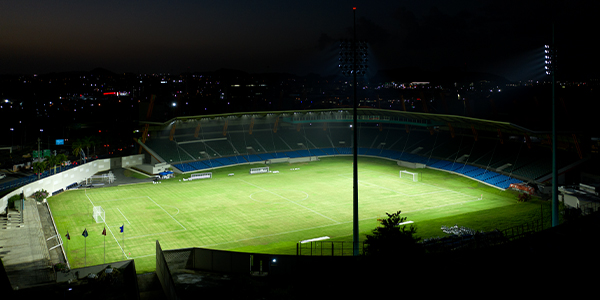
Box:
[82, 228, 88, 238]
[120, 224, 124, 233]
[102, 227, 106, 236]
[66, 231, 70, 240]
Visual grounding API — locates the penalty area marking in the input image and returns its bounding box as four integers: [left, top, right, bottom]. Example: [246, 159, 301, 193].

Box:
[85, 189, 129, 259]
[161, 205, 180, 216]
[86, 191, 186, 259]
[116, 208, 131, 225]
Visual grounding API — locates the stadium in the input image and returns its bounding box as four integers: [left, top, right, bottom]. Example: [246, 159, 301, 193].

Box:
[1, 107, 593, 297]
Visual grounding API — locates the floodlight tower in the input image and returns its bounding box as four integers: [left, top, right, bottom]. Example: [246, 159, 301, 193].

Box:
[339, 7, 368, 256]
[545, 26, 558, 227]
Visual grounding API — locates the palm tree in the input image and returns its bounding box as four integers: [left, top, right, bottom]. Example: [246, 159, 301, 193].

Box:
[72, 139, 83, 157]
[33, 161, 47, 179]
[89, 135, 101, 156]
[47, 153, 68, 174]
[56, 153, 68, 171]
[46, 155, 59, 175]
[82, 136, 92, 158]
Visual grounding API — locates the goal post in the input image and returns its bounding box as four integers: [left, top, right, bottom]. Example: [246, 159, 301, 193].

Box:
[93, 206, 105, 223]
[399, 170, 419, 182]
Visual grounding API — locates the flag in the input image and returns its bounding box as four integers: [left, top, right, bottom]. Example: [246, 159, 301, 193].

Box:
[82, 228, 88, 238]
[120, 224, 124, 233]
[102, 227, 106, 236]
[66, 231, 70, 240]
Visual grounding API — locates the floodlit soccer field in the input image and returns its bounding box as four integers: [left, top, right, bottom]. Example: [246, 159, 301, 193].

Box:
[48, 156, 542, 273]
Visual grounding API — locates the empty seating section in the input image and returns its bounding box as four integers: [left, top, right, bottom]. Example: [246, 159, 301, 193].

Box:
[303, 128, 333, 148]
[178, 142, 209, 160]
[147, 125, 587, 190]
[357, 127, 380, 148]
[328, 127, 352, 149]
[369, 128, 392, 149]
[205, 140, 238, 157]
[144, 139, 186, 163]
[277, 128, 310, 150]
[228, 132, 261, 154]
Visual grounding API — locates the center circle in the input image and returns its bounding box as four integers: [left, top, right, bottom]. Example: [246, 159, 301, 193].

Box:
[249, 189, 309, 204]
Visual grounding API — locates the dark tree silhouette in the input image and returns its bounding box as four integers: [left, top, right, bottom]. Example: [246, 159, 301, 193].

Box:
[364, 210, 422, 257]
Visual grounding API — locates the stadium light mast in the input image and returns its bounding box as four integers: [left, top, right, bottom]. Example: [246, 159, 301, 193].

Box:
[545, 24, 558, 227]
[339, 7, 368, 256]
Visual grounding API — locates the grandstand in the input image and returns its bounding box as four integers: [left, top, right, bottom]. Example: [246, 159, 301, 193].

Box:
[137, 108, 586, 190]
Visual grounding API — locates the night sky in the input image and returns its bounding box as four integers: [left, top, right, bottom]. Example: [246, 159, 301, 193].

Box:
[1, 0, 597, 81]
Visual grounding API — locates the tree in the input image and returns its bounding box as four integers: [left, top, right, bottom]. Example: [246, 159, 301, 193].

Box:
[56, 153, 68, 170]
[72, 139, 83, 157]
[46, 153, 68, 174]
[32, 161, 47, 177]
[364, 210, 422, 257]
[82, 136, 92, 157]
[46, 155, 59, 175]
[90, 136, 101, 155]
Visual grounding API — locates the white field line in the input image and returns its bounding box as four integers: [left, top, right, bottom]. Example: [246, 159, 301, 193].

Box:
[355, 180, 410, 196]
[409, 190, 452, 197]
[336, 170, 379, 177]
[94, 196, 148, 203]
[162, 205, 180, 216]
[104, 220, 129, 259]
[117, 208, 131, 225]
[130, 253, 155, 259]
[238, 179, 340, 224]
[338, 174, 417, 196]
[125, 229, 186, 241]
[402, 197, 484, 213]
[147, 196, 187, 230]
[345, 171, 481, 200]
[199, 222, 343, 248]
[85, 189, 95, 206]
[130, 197, 486, 258]
[198, 196, 483, 249]
[88, 165, 484, 259]
[86, 190, 129, 258]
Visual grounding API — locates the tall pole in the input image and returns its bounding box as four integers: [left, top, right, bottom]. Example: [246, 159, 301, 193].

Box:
[551, 23, 558, 227]
[352, 7, 359, 256]
[37, 137, 41, 179]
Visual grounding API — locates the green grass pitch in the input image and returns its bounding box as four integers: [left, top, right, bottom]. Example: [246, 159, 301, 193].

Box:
[48, 156, 550, 273]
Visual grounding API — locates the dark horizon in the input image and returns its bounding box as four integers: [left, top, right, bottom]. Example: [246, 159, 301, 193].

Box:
[2, 1, 598, 81]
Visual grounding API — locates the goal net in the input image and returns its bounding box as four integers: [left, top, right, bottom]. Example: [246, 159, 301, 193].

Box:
[93, 206, 105, 223]
[399, 170, 419, 182]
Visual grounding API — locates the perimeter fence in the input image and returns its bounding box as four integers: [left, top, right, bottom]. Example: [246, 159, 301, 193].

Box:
[296, 241, 365, 256]
[295, 219, 556, 256]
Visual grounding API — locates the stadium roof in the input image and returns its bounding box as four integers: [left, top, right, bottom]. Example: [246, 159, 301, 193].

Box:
[142, 108, 556, 137]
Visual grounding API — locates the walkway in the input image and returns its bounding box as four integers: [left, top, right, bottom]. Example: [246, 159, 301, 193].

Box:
[0, 199, 55, 289]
